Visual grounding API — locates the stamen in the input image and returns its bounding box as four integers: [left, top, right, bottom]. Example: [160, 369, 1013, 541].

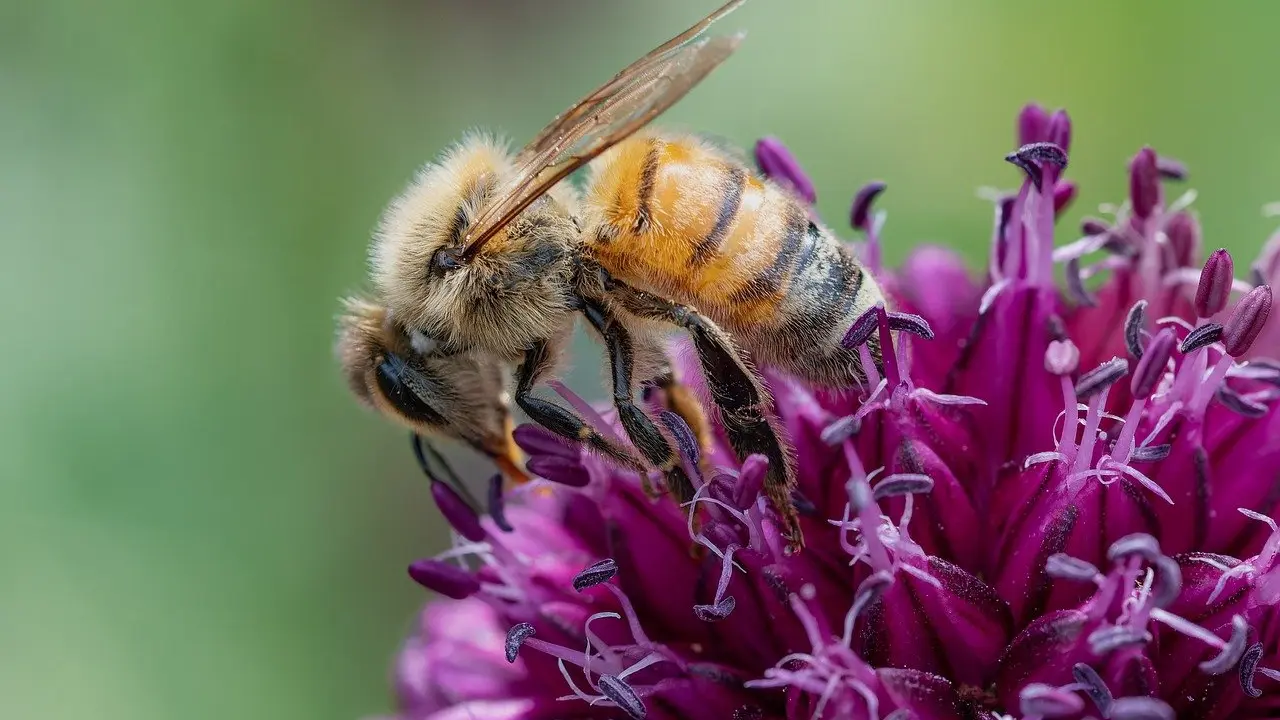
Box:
[505, 622, 536, 663]
[1045, 553, 1102, 583]
[1107, 533, 1162, 564]
[430, 480, 487, 543]
[754, 137, 816, 205]
[1065, 257, 1097, 306]
[660, 410, 702, 485]
[887, 311, 934, 339]
[1241, 642, 1264, 697]
[487, 474, 513, 532]
[842, 570, 893, 646]
[1130, 444, 1171, 462]
[596, 674, 647, 719]
[1072, 663, 1113, 717]
[732, 454, 768, 510]
[871, 473, 934, 500]
[1088, 625, 1152, 654]
[1006, 142, 1069, 191]
[1074, 358, 1129, 400]
[1194, 249, 1234, 318]
[526, 455, 591, 487]
[1223, 285, 1273, 356]
[1125, 301, 1149, 359]
[513, 424, 579, 459]
[694, 544, 739, 622]
[1019, 683, 1085, 717]
[850, 181, 887, 232]
[821, 415, 861, 446]
[573, 558, 619, 591]
[1045, 339, 1081, 375]
[1129, 147, 1161, 220]
[1082, 217, 1111, 236]
[1179, 323, 1223, 354]
[1217, 386, 1269, 418]
[1109, 696, 1175, 720]
[1199, 615, 1250, 675]
[1130, 329, 1176, 400]
[408, 559, 480, 599]
[842, 304, 881, 349]
[1156, 156, 1188, 180]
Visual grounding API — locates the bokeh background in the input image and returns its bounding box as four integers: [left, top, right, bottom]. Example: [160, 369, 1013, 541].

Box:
[5, 1, 1280, 718]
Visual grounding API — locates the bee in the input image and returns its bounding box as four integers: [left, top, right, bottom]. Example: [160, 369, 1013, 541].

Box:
[340, 0, 884, 552]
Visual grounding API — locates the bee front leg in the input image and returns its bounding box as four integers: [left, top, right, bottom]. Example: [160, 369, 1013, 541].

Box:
[604, 282, 803, 554]
[514, 339, 645, 474]
[579, 297, 696, 505]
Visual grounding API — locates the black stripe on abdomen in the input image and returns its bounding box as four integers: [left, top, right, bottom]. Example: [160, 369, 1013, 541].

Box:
[633, 139, 662, 232]
[727, 202, 810, 303]
[689, 163, 746, 266]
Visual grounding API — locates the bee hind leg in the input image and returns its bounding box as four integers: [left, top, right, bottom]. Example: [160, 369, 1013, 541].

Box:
[604, 283, 803, 554]
[514, 339, 646, 475]
[579, 297, 697, 505]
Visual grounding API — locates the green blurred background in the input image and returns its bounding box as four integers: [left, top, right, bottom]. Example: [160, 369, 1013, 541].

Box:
[4, 1, 1279, 718]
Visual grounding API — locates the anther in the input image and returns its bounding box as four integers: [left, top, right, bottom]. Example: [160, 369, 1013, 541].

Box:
[1131, 328, 1176, 400]
[1129, 147, 1161, 220]
[1156, 156, 1188, 180]
[1151, 554, 1183, 609]
[1217, 386, 1269, 418]
[430, 480, 486, 543]
[660, 410, 701, 468]
[754, 137, 816, 205]
[850, 570, 893, 621]
[1125, 301, 1149, 359]
[1130, 444, 1172, 462]
[597, 674, 647, 719]
[887, 311, 934, 339]
[1074, 357, 1129, 400]
[504, 622, 536, 663]
[487, 474, 514, 532]
[1072, 663, 1114, 717]
[1199, 615, 1250, 675]
[1223, 285, 1273, 357]
[693, 596, 737, 622]
[572, 558, 619, 591]
[1088, 625, 1153, 654]
[871, 473, 934, 500]
[1164, 212, 1201, 268]
[820, 415, 861, 446]
[1240, 642, 1265, 698]
[1065, 257, 1097, 306]
[1179, 323, 1223, 354]
[1109, 696, 1175, 720]
[513, 424, 579, 459]
[1006, 142, 1069, 191]
[1019, 683, 1085, 717]
[1195, 249, 1235, 318]
[1045, 553, 1100, 582]
[842, 304, 882, 349]
[408, 559, 481, 600]
[526, 455, 591, 487]
[850, 181, 887, 231]
[1107, 533, 1163, 564]
[732, 454, 768, 510]
[1081, 217, 1111, 236]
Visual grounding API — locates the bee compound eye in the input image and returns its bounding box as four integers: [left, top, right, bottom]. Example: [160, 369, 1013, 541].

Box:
[430, 247, 464, 275]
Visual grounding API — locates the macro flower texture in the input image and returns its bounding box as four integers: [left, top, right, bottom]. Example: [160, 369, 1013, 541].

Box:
[380, 104, 1280, 720]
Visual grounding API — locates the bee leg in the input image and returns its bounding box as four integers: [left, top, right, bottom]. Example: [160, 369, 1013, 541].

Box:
[515, 340, 645, 474]
[605, 283, 803, 553]
[645, 367, 715, 464]
[580, 297, 697, 505]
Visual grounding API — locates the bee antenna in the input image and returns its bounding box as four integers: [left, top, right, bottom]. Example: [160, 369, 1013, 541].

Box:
[410, 433, 483, 510]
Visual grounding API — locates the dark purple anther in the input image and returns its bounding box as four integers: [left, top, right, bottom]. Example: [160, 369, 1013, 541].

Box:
[487, 474, 513, 532]
[1164, 212, 1201, 268]
[1218, 386, 1269, 418]
[1073, 663, 1114, 716]
[1020, 683, 1085, 717]
[754, 137, 816, 205]
[1180, 323, 1223, 354]
[1125, 300, 1149, 359]
[1018, 104, 1050, 145]
[1156, 156, 1188, 180]
[430, 480, 486, 543]
[1065, 257, 1097, 307]
[408, 559, 481, 600]
[850, 181, 887, 231]
[597, 674, 647, 719]
[1129, 147, 1161, 220]
[513, 424, 578, 459]
[693, 596, 736, 622]
[526, 456, 591, 487]
[1081, 217, 1111, 236]
[1006, 142, 1069, 192]
[1223, 285, 1273, 357]
[1130, 444, 1172, 462]
[660, 410, 700, 468]
[1131, 328, 1175, 400]
[1241, 642, 1265, 697]
[887, 311, 934, 339]
[1074, 358, 1129, 399]
[572, 558, 618, 591]
[842, 304, 882, 349]
[504, 622, 536, 663]
[1195, 249, 1235, 318]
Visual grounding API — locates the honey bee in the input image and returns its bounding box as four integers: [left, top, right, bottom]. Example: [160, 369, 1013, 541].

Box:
[339, 0, 884, 552]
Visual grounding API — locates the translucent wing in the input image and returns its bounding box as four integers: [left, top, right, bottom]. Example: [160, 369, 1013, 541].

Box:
[459, 0, 747, 259]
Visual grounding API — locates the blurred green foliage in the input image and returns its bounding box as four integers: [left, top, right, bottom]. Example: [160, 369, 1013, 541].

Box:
[3, 1, 1279, 718]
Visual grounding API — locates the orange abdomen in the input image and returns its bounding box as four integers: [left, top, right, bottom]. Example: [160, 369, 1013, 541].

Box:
[582, 133, 808, 329]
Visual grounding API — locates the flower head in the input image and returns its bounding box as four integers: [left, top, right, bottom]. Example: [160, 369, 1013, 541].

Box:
[377, 104, 1280, 719]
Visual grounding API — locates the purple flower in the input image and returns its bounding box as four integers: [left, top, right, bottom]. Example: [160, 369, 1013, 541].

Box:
[376, 104, 1280, 719]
